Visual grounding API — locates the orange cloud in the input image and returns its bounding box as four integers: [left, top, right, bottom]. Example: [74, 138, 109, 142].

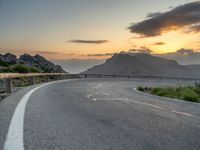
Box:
[128, 1, 200, 37]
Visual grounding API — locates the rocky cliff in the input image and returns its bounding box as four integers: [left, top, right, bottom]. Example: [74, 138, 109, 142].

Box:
[0, 53, 67, 73]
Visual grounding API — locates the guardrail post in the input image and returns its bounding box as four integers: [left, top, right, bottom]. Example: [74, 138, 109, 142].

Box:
[5, 78, 12, 94]
[59, 75, 62, 80]
[46, 76, 50, 82]
[29, 76, 35, 85]
[85, 74, 88, 78]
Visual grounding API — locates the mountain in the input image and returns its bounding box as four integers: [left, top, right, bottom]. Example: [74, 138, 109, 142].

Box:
[83, 52, 200, 78]
[0, 53, 67, 73]
[19, 54, 66, 73]
[0, 53, 18, 64]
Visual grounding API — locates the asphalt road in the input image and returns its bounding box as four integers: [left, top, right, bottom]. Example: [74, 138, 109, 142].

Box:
[0, 78, 200, 150]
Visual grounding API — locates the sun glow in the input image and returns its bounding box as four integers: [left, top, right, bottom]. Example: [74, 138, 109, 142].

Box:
[131, 30, 200, 54]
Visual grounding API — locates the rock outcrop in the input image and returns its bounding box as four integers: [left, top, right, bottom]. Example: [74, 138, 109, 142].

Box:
[19, 54, 66, 73]
[0, 53, 67, 73]
[0, 53, 17, 64]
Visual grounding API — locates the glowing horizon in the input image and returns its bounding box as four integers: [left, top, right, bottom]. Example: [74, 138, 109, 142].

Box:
[1, 0, 200, 61]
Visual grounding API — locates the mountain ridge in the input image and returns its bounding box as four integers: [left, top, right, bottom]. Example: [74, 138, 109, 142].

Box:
[83, 52, 200, 78]
[0, 53, 67, 73]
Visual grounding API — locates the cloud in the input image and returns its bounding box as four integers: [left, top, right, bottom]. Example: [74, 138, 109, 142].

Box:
[87, 53, 115, 57]
[129, 47, 152, 54]
[128, 1, 200, 37]
[0, 50, 75, 60]
[157, 48, 200, 65]
[70, 40, 109, 44]
[146, 12, 162, 18]
[187, 24, 200, 32]
[162, 48, 200, 56]
[34, 51, 75, 56]
[153, 42, 166, 45]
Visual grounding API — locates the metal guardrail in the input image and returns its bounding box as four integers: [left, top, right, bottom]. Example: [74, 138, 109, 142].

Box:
[0, 73, 200, 94]
[0, 73, 70, 79]
[0, 73, 74, 94]
[78, 73, 200, 81]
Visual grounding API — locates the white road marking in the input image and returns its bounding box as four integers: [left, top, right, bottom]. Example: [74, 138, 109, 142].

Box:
[3, 80, 74, 150]
[94, 83, 102, 89]
[172, 110, 192, 117]
[133, 88, 194, 117]
[95, 98, 128, 101]
[98, 83, 102, 88]
[95, 97, 164, 110]
[133, 101, 164, 110]
[86, 94, 93, 98]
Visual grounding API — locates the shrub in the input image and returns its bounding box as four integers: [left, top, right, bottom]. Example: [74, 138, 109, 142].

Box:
[12, 65, 40, 73]
[29, 67, 40, 73]
[137, 86, 145, 92]
[0, 60, 11, 67]
[179, 89, 199, 102]
[12, 65, 31, 73]
[147, 86, 200, 103]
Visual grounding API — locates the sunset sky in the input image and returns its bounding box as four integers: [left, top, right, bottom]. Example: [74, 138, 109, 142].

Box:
[1, 0, 200, 72]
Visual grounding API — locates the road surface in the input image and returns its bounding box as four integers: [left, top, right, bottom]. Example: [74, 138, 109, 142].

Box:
[0, 79, 200, 150]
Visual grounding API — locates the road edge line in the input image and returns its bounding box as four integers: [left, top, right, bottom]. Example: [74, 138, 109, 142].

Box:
[3, 79, 77, 150]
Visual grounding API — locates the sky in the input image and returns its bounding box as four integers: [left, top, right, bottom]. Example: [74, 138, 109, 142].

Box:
[0, 0, 200, 73]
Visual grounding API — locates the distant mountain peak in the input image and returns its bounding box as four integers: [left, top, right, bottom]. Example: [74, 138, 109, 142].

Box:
[83, 52, 200, 78]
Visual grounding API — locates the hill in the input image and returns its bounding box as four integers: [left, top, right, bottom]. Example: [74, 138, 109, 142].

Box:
[83, 52, 200, 78]
[0, 53, 67, 73]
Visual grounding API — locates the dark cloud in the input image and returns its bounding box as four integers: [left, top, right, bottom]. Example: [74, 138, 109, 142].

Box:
[0, 50, 75, 60]
[187, 24, 200, 32]
[157, 48, 200, 65]
[128, 1, 200, 37]
[70, 40, 109, 44]
[163, 48, 199, 56]
[146, 12, 162, 18]
[87, 53, 115, 57]
[33, 51, 74, 55]
[129, 47, 152, 54]
[176, 49, 196, 55]
[153, 42, 166, 45]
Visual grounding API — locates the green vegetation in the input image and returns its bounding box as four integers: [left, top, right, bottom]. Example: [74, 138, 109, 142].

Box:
[0, 64, 40, 73]
[137, 85, 200, 103]
[0, 60, 11, 67]
[12, 64, 40, 73]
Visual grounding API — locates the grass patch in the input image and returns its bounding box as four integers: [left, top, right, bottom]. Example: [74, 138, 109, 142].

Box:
[137, 86, 200, 103]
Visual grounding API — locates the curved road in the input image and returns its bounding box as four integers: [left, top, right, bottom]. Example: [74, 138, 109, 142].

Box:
[1, 79, 200, 150]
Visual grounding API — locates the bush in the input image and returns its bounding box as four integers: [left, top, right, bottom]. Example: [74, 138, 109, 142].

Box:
[12, 65, 40, 73]
[12, 65, 31, 73]
[179, 89, 199, 102]
[138, 86, 200, 103]
[137, 86, 145, 92]
[0, 60, 11, 67]
[29, 67, 40, 73]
